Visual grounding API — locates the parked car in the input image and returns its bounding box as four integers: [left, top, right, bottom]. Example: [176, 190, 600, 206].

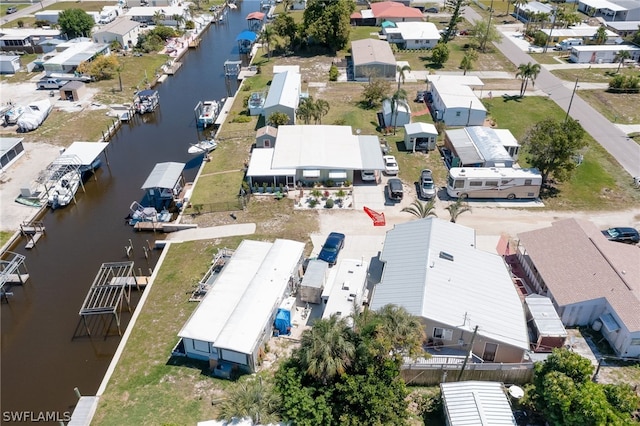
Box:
[415, 90, 426, 103]
[361, 170, 378, 182]
[383, 155, 399, 175]
[36, 78, 65, 90]
[419, 169, 436, 199]
[387, 178, 403, 201]
[601, 227, 639, 244]
[6, 6, 18, 14]
[425, 7, 439, 13]
[380, 139, 390, 155]
[318, 232, 346, 266]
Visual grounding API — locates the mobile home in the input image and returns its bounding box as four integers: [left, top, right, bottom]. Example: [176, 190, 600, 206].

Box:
[569, 44, 640, 64]
[446, 167, 542, 199]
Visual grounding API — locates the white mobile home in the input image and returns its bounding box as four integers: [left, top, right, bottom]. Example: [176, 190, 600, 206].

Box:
[569, 44, 640, 64]
[444, 126, 520, 168]
[262, 70, 301, 125]
[428, 77, 486, 127]
[382, 22, 440, 50]
[0, 55, 20, 74]
[322, 259, 368, 324]
[178, 239, 305, 375]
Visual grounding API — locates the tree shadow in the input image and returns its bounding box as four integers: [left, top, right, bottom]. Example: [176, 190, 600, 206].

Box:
[540, 184, 560, 199]
[502, 94, 523, 102]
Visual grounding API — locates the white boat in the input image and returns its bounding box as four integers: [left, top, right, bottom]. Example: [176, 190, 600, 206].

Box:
[48, 170, 81, 209]
[133, 90, 160, 114]
[4, 105, 25, 125]
[126, 201, 172, 225]
[17, 100, 53, 132]
[196, 100, 220, 128]
[188, 139, 217, 155]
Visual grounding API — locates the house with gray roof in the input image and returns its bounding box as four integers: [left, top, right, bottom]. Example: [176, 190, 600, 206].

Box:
[371, 218, 529, 363]
[517, 218, 640, 358]
[351, 38, 396, 81]
[93, 19, 142, 50]
[578, 0, 640, 21]
[262, 69, 301, 125]
[444, 126, 520, 168]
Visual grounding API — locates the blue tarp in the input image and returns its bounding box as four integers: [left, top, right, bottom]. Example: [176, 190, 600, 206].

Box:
[274, 308, 291, 336]
[236, 30, 257, 42]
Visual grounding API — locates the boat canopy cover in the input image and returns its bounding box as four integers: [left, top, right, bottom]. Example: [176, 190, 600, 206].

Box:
[246, 11, 265, 20]
[236, 30, 257, 42]
[137, 89, 157, 98]
[141, 162, 185, 190]
[57, 142, 108, 167]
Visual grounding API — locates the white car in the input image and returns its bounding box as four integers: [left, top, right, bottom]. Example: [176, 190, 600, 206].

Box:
[383, 155, 399, 175]
[361, 170, 378, 182]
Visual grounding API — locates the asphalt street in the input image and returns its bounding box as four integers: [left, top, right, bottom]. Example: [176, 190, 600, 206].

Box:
[463, 7, 640, 178]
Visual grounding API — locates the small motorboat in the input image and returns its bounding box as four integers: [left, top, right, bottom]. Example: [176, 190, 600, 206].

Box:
[48, 170, 81, 209]
[188, 139, 217, 155]
[4, 105, 25, 125]
[126, 201, 172, 226]
[196, 100, 220, 128]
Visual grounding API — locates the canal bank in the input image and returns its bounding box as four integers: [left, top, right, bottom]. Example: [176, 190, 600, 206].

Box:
[0, 2, 262, 422]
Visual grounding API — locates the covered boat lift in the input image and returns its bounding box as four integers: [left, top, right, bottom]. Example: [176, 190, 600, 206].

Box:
[236, 30, 257, 54]
[0, 251, 29, 303]
[58, 141, 110, 179]
[141, 162, 185, 211]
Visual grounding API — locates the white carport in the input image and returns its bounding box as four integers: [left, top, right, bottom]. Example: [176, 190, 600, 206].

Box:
[58, 141, 109, 177]
[246, 148, 296, 188]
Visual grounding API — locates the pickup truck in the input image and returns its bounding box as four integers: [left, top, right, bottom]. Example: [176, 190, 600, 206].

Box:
[36, 78, 65, 90]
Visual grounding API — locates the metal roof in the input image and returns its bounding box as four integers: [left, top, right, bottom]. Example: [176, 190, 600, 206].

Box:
[466, 126, 514, 163]
[432, 80, 487, 112]
[301, 259, 328, 290]
[322, 259, 368, 324]
[246, 148, 295, 177]
[525, 295, 567, 337]
[57, 142, 108, 167]
[0, 137, 23, 154]
[441, 381, 516, 426]
[540, 25, 618, 37]
[351, 38, 396, 67]
[94, 18, 140, 36]
[263, 70, 300, 110]
[405, 122, 438, 136]
[372, 218, 529, 350]
[578, 0, 627, 11]
[393, 21, 441, 41]
[271, 125, 382, 170]
[236, 30, 257, 42]
[359, 135, 386, 170]
[141, 162, 185, 190]
[446, 129, 483, 165]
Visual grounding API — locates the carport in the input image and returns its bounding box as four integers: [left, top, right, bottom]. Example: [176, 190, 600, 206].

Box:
[246, 148, 295, 188]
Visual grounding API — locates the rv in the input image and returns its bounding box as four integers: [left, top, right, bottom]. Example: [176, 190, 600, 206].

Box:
[554, 38, 583, 51]
[446, 167, 542, 200]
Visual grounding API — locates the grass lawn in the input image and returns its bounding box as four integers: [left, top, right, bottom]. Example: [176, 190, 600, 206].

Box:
[577, 90, 640, 125]
[484, 96, 640, 209]
[0, 231, 14, 248]
[1, 2, 106, 29]
[551, 66, 639, 84]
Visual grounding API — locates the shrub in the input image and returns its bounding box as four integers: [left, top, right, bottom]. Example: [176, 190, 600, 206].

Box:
[231, 115, 252, 123]
[309, 198, 318, 208]
[336, 189, 346, 198]
[325, 198, 334, 208]
[344, 179, 352, 187]
[185, 20, 195, 30]
[325, 179, 335, 187]
[333, 118, 347, 125]
[329, 64, 338, 81]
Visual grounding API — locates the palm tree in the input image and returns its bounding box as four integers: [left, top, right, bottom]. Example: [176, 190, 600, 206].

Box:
[216, 376, 280, 424]
[296, 314, 356, 384]
[401, 199, 438, 218]
[396, 64, 411, 91]
[594, 25, 607, 45]
[445, 198, 471, 223]
[513, 0, 529, 22]
[313, 98, 330, 124]
[260, 25, 274, 59]
[172, 14, 184, 31]
[152, 11, 163, 26]
[505, 0, 514, 18]
[616, 50, 631, 72]
[388, 88, 407, 135]
[296, 96, 315, 124]
[374, 304, 427, 359]
[516, 62, 541, 97]
[460, 49, 478, 75]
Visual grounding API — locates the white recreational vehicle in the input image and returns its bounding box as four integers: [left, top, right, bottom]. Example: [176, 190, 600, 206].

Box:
[446, 167, 542, 200]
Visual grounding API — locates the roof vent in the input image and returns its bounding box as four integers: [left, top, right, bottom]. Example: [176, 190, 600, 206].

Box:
[349, 293, 357, 298]
[347, 297, 355, 302]
[342, 281, 350, 291]
[439, 251, 454, 262]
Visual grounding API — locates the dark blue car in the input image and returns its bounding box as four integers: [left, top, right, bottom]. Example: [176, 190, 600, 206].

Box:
[318, 232, 345, 266]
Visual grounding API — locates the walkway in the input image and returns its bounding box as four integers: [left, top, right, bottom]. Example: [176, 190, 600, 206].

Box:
[463, 8, 640, 178]
[163, 223, 256, 243]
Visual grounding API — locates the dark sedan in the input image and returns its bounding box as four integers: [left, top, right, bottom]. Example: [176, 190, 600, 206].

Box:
[601, 227, 639, 244]
[318, 232, 346, 266]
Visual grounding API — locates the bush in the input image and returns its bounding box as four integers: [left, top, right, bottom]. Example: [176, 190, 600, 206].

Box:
[533, 32, 547, 48]
[185, 20, 195, 30]
[325, 179, 335, 187]
[344, 179, 352, 187]
[329, 64, 338, 81]
[325, 198, 334, 208]
[231, 115, 252, 123]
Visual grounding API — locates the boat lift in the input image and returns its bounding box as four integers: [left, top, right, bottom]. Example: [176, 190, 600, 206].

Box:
[36, 155, 85, 207]
[0, 251, 30, 302]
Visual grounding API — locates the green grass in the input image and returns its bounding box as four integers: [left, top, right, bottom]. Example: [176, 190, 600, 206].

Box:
[484, 96, 640, 209]
[1, 1, 106, 28]
[551, 67, 640, 84]
[0, 231, 15, 248]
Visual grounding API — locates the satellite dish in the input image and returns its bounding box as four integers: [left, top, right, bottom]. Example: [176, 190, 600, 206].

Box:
[508, 385, 524, 399]
[356, 128, 361, 135]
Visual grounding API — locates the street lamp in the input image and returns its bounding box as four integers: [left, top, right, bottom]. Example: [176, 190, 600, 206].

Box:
[565, 77, 579, 122]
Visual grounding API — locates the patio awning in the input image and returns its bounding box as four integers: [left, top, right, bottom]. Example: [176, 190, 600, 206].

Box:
[302, 169, 320, 178]
[328, 170, 347, 179]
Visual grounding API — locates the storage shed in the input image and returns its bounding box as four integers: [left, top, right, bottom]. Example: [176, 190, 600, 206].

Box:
[59, 80, 87, 102]
[255, 125, 277, 148]
[351, 38, 396, 81]
[440, 381, 517, 426]
[300, 259, 329, 304]
[525, 294, 567, 352]
[0, 55, 20, 74]
[381, 98, 411, 129]
[404, 122, 438, 151]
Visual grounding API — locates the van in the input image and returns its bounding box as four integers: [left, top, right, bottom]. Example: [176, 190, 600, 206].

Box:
[554, 38, 583, 51]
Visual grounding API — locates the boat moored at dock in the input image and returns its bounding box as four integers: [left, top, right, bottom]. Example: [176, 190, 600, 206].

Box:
[133, 90, 160, 114]
[195, 100, 221, 128]
[48, 169, 81, 209]
[188, 138, 217, 155]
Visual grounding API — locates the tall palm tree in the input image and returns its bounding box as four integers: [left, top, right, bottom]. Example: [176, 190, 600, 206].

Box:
[445, 198, 471, 223]
[374, 304, 426, 359]
[216, 376, 280, 424]
[516, 62, 541, 97]
[594, 25, 607, 45]
[396, 64, 411, 91]
[401, 199, 438, 218]
[260, 25, 274, 59]
[513, 0, 529, 22]
[296, 314, 356, 384]
[296, 96, 315, 124]
[313, 98, 330, 124]
[616, 50, 631, 72]
[460, 49, 478, 75]
[389, 88, 407, 135]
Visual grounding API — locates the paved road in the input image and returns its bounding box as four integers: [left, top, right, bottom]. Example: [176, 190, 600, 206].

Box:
[463, 8, 640, 178]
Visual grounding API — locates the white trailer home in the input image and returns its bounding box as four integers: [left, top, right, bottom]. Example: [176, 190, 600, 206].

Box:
[569, 44, 640, 64]
[0, 55, 20, 74]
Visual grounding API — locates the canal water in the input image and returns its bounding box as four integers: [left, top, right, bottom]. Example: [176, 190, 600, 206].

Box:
[1, 2, 260, 421]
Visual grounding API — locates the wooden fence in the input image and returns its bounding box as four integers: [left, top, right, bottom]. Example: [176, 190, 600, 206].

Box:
[401, 362, 535, 386]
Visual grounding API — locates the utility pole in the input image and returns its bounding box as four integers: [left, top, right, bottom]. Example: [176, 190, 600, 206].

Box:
[565, 77, 579, 122]
[457, 325, 479, 381]
[543, 8, 557, 53]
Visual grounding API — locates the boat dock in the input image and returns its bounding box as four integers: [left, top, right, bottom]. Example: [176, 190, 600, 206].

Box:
[20, 221, 45, 249]
[133, 222, 198, 232]
[214, 96, 235, 127]
[0, 251, 30, 302]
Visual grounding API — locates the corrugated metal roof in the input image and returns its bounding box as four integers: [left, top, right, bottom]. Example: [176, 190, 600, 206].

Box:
[141, 162, 185, 190]
[372, 218, 529, 350]
[405, 122, 438, 136]
[446, 128, 483, 165]
[57, 142, 108, 167]
[518, 219, 640, 331]
[525, 295, 567, 337]
[432, 80, 487, 112]
[359, 135, 386, 170]
[263, 70, 300, 110]
[394, 21, 441, 41]
[213, 239, 304, 354]
[441, 381, 517, 426]
[352, 38, 396, 67]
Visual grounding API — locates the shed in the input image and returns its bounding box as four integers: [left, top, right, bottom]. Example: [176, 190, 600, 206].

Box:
[59, 80, 87, 102]
[440, 381, 517, 426]
[525, 294, 567, 352]
[404, 122, 438, 151]
[300, 259, 329, 304]
[351, 38, 396, 81]
[255, 125, 277, 148]
[141, 162, 185, 210]
[381, 98, 411, 129]
[444, 127, 517, 168]
[0, 55, 21, 74]
[0, 137, 25, 172]
[262, 70, 301, 125]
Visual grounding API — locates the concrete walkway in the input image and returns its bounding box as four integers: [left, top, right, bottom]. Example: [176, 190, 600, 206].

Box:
[163, 223, 256, 242]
